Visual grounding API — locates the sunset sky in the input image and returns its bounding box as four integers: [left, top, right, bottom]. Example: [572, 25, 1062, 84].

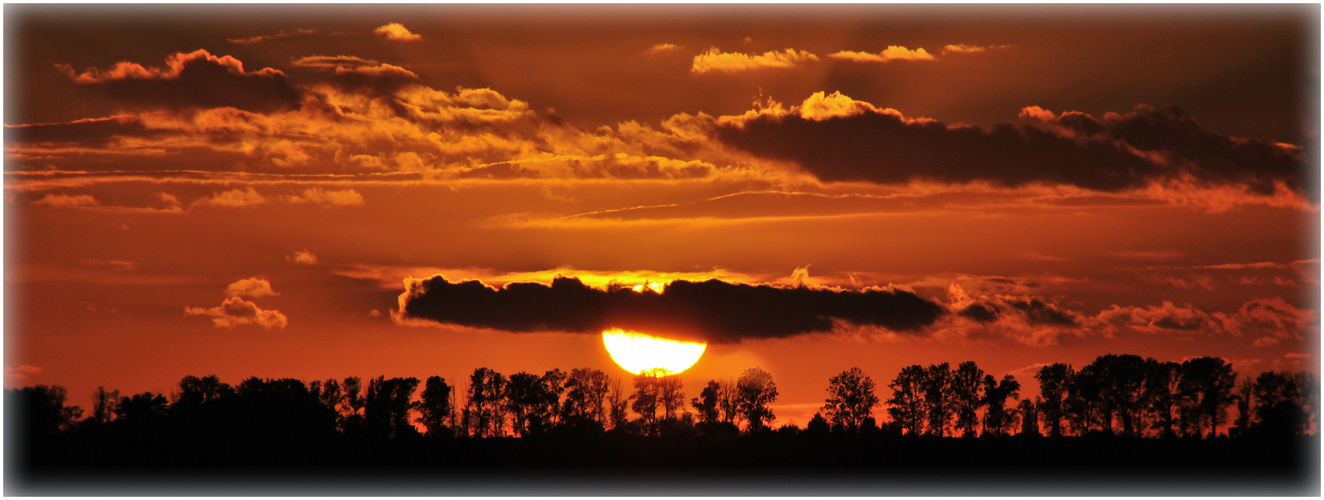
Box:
[4, 4, 1319, 428]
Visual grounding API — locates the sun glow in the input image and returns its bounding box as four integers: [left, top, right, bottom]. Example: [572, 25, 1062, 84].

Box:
[601, 328, 706, 375]
[630, 282, 666, 294]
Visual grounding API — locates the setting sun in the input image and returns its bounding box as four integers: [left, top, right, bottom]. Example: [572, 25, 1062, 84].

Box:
[601, 328, 707, 375]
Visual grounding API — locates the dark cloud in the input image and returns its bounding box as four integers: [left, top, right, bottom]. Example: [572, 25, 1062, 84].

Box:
[58, 49, 302, 113]
[4, 116, 157, 145]
[291, 55, 420, 97]
[398, 275, 946, 343]
[957, 303, 999, 323]
[957, 297, 1078, 327]
[715, 101, 1310, 199]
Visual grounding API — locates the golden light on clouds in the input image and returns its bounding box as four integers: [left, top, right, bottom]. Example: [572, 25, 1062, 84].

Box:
[601, 328, 706, 375]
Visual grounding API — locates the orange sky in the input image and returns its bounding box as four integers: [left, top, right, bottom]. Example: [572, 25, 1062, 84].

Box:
[4, 4, 1320, 428]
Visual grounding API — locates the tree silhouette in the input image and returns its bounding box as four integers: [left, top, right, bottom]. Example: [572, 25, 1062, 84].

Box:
[1035, 363, 1072, 437]
[1232, 375, 1254, 435]
[1143, 359, 1180, 438]
[465, 368, 507, 438]
[1178, 357, 1236, 438]
[89, 386, 120, 426]
[339, 376, 365, 433]
[887, 364, 926, 436]
[1018, 399, 1040, 436]
[606, 377, 629, 431]
[563, 367, 610, 426]
[418, 376, 453, 437]
[365, 376, 421, 439]
[115, 392, 168, 425]
[981, 374, 1020, 437]
[736, 367, 778, 433]
[921, 363, 954, 437]
[691, 380, 722, 425]
[949, 361, 985, 437]
[1065, 364, 1104, 435]
[177, 375, 232, 407]
[6, 385, 83, 437]
[506, 372, 545, 437]
[657, 372, 686, 422]
[1088, 354, 1147, 436]
[717, 379, 739, 425]
[540, 368, 567, 428]
[1252, 371, 1307, 436]
[1293, 371, 1319, 433]
[630, 369, 663, 435]
[821, 367, 880, 433]
[806, 412, 830, 435]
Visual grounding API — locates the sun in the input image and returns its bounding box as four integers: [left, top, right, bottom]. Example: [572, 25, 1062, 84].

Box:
[601, 328, 707, 375]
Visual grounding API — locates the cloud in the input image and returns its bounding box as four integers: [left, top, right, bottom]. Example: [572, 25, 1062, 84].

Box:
[285, 187, 365, 206]
[32, 193, 99, 208]
[228, 28, 316, 44]
[374, 23, 421, 41]
[4, 115, 156, 145]
[185, 296, 288, 330]
[193, 187, 267, 208]
[292, 55, 381, 69]
[292, 55, 419, 93]
[713, 93, 1310, 200]
[1091, 297, 1313, 340]
[57, 49, 301, 113]
[5, 365, 44, 380]
[940, 283, 1085, 346]
[828, 46, 935, 63]
[691, 47, 819, 73]
[647, 43, 680, 55]
[289, 250, 319, 265]
[397, 275, 946, 343]
[225, 277, 278, 298]
[941, 44, 1014, 54]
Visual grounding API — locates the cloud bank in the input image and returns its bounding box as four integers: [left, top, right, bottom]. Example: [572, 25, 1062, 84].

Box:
[397, 275, 946, 343]
[714, 93, 1309, 199]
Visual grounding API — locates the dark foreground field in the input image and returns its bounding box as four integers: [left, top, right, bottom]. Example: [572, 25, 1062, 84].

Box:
[8, 431, 1318, 495]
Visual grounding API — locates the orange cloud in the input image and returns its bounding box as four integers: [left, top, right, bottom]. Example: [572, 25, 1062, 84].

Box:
[228, 28, 316, 44]
[289, 250, 319, 265]
[941, 43, 1014, 54]
[59, 49, 284, 82]
[285, 187, 366, 207]
[225, 277, 279, 298]
[829, 46, 935, 63]
[292, 55, 381, 69]
[1092, 297, 1313, 341]
[32, 193, 98, 208]
[691, 47, 819, 73]
[374, 23, 421, 41]
[193, 187, 267, 208]
[56, 49, 299, 113]
[647, 43, 680, 55]
[4, 364, 44, 380]
[185, 296, 288, 330]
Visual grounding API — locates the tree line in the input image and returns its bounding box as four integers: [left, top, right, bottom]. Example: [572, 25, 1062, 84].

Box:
[6, 354, 1319, 444]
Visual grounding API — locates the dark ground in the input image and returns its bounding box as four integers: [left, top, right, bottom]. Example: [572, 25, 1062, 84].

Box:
[7, 431, 1319, 495]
